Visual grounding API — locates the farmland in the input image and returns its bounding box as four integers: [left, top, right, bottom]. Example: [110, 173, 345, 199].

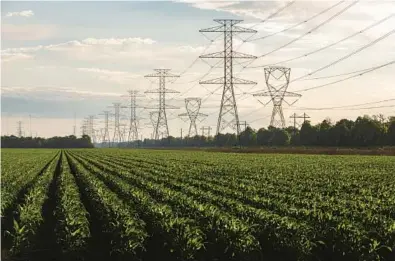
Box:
[1, 149, 395, 261]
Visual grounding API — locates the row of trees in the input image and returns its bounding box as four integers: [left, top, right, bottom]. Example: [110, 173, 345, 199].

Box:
[1, 135, 94, 148]
[114, 115, 395, 148]
[2, 115, 394, 148]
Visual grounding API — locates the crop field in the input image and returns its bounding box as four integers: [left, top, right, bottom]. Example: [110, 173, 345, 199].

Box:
[1, 149, 395, 261]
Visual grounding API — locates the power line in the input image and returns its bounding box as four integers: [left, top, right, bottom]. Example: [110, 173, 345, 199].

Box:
[293, 60, 395, 92]
[247, 1, 344, 42]
[290, 29, 394, 83]
[253, 1, 359, 60]
[237, 0, 296, 44]
[230, 1, 359, 81]
[248, 14, 393, 68]
[293, 104, 395, 111]
[288, 98, 395, 111]
[171, 34, 223, 85]
[169, 2, 296, 103]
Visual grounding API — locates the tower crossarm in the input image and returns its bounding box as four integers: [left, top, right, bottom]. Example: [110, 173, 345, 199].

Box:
[145, 88, 180, 94]
[200, 51, 256, 59]
[200, 77, 256, 85]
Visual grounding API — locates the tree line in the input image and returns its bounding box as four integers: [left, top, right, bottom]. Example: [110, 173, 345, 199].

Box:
[1, 135, 94, 148]
[2, 115, 394, 148]
[115, 115, 395, 148]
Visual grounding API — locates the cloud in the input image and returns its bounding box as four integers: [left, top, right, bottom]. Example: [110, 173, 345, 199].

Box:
[76, 67, 141, 84]
[1, 37, 210, 69]
[1, 86, 121, 101]
[1, 53, 33, 62]
[2, 24, 57, 41]
[5, 10, 34, 17]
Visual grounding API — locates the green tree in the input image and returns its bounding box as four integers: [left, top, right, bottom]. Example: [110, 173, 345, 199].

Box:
[317, 119, 333, 146]
[331, 119, 354, 146]
[387, 117, 395, 145]
[239, 127, 257, 146]
[256, 128, 271, 146]
[300, 121, 318, 146]
[271, 128, 290, 146]
[352, 116, 382, 146]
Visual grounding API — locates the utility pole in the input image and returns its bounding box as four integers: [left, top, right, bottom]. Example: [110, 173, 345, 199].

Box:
[99, 110, 111, 147]
[253, 67, 301, 128]
[300, 113, 311, 124]
[237, 120, 248, 132]
[17, 121, 23, 137]
[237, 120, 249, 148]
[179, 98, 207, 137]
[123, 90, 144, 144]
[199, 19, 257, 136]
[289, 113, 311, 135]
[109, 102, 125, 146]
[201, 126, 212, 137]
[289, 113, 298, 136]
[145, 69, 179, 140]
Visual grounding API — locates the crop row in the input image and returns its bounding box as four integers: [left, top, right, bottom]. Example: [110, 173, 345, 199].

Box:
[70, 149, 395, 261]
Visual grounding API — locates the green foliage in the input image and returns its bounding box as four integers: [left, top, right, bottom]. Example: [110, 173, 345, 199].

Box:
[8, 153, 60, 255]
[2, 148, 395, 260]
[1, 135, 94, 148]
[55, 154, 91, 257]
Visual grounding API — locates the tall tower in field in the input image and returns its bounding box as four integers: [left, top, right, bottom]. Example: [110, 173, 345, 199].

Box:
[145, 69, 179, 139]
[254, 67, 301, 128]
[199, 19, 257, 135]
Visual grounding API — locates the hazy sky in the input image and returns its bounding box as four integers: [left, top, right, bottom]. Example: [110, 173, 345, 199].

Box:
[1, 1, 395, 138]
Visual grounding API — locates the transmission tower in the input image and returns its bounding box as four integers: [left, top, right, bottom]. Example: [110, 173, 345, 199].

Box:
[179, 98, 207, 137]
[16, 121, 23, 137]
[85, 115, 97, 143]
[109, 102, 126, 145]
[201, 126, 212, 137]
[199, 19, 257, 136]
[81, 119, 88, 136]
[123, 90, 144, 143]
[145, 69, 180, 139]
[73, 112, 76, 136]
[147, 111, 159, 140]
[99, 110, 111, 147]
[253, 67, 301, 128]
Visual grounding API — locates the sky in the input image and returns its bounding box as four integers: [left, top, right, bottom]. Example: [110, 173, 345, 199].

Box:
[1, 0, 395, 139]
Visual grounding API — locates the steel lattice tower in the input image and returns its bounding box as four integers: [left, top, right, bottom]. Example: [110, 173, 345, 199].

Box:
[253, 67, 301, 128]
[123, 90, 143, 143]
[81, 119, 88, 136]
[199, 19, 257, 136]
[73, 113, 76, 136]
[148, 111, 159, 139]
[109, 102, 125, 145]
[99, 110, 111, 147]
[86, 115, 97, 143]
[145, 69, 179, 139]
[17, 121, 23, 137]
[179, 98, 207, 137]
